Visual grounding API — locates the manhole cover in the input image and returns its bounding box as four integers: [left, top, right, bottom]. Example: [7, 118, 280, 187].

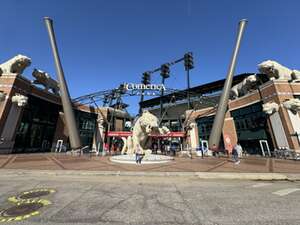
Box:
[8, 189, 56, 204]
[1, 202, 43, 217]
[19, 190, 52, 200]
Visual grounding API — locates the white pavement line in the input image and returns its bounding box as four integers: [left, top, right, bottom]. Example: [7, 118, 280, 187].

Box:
[195, 172, 288, 180]
[272, 188, 300, 196]
[252, 183, 272, 188]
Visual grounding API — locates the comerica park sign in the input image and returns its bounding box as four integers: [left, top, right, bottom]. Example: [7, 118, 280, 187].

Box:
[123, 83, 166, 91]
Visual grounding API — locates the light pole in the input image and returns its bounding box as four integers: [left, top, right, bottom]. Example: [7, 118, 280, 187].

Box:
[160, 64, 170, 118]
[139, 72, 151, 115]
[187, 69, 191, 109]
[184, 52, 194, 110]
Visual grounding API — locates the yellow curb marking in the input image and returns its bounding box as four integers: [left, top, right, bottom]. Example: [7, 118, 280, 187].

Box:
[0, 209, 41, 222]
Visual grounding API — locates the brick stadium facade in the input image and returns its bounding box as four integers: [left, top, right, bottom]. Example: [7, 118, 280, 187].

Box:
[141, 74, 300, 155]
[2, 70, 300, 156]
[0, 73, 130, 154]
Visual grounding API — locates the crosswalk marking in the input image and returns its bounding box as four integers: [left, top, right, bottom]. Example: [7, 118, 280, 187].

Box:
[252, 183, 272, 188]
[272, 188, 300, 196]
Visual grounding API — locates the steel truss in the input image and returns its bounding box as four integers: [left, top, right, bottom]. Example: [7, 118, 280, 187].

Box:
[72, 86, 179, 107]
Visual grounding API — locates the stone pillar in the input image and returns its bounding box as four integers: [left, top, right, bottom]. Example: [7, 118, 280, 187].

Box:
[0, 94, 28, 153]
[282, 99, 300, 151]
[0, 92, 9, 136]
[92, 115, 105, 152]
[222, 117, 238, 154]
[189, 120, 199, 150]
[262, 102, 289, 149]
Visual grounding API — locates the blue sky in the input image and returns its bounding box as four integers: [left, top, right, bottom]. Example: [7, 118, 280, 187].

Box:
[1, 0, 300, 114]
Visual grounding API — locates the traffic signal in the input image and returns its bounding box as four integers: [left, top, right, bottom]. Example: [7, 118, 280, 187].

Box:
[184, 52, 194, 70]
[160, 63, 170, 79]
[118, 84, 126, 94]
[103, 95, 109, 106]
[142, 72, 151, 85]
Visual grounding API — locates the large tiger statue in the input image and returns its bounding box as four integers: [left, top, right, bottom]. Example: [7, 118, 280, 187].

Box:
[0, 55, 31, 75]
[258, 60, 300, 82]
[229, 74, 257, 99]
[0, 92, 6, 102]
[262, 102, 279, 115]
[121, 111, 170, 155]
[11, 94, 28, 107]
[283, 98, 300, 114]
[32, 69, 59, 95]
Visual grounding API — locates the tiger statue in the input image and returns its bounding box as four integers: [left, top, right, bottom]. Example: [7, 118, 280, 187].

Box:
[258, 60, 300, 82]
[229, 74, 257, 99]
[0, 55, 31, 75]
[121, 111, 170, 155]
[32, 69, 59, 95]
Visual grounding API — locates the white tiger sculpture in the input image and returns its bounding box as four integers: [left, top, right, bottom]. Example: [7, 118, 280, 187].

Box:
[0, 92, 6, 102]
[121, 111, 170, 155]
[11, 94, 28, 107]
[262, 102, 279, 115]
[0, 55, 31, 75]
[283, 98, 300, 114]
[291, 70, 300, 81]
[32, 69, 59, 95]
[229, 74, 257, 99]
[258, 60, 300, 82]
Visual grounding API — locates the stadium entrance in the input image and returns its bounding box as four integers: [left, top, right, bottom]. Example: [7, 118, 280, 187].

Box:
[231, 102, 274, 155]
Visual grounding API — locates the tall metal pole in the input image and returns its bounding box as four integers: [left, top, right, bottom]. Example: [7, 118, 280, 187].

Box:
[44, 17, 82, 150]
[139, 90, 145, 115]
[208, 19, 248, 149]
[160, 77, 165, 118]
[187, 68, 191, 110]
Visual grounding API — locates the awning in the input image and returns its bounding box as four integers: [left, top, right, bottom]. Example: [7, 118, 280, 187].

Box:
[106, 131, 186, 138]
[106, 131, 132, 137]
[150, 132, 186, 138]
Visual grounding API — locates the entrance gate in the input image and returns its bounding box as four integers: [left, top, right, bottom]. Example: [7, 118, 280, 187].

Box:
[231, 102, 274, 155]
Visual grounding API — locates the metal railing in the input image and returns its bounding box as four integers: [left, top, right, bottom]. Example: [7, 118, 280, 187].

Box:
[273, 148, 300, 160]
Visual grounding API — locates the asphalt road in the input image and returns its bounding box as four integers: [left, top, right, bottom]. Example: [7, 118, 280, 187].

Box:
[0, 173, 299, 225]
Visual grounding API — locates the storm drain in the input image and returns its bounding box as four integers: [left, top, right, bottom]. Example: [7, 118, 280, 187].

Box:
[2, 202, 43, 216]
[19, 189, 55, 200]
[8, 189, 56, 203]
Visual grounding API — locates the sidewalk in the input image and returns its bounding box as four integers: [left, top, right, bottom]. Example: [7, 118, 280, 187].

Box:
[0, 153, 299, 180]
[1, 168, 299, 181]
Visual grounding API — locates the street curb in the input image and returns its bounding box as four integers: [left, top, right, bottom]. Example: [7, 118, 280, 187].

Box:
[0, 169, 299, 181]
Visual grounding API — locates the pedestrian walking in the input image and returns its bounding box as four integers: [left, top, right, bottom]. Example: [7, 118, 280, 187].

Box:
[211, 144, 219, 157]
[200, 146, 204, 159]
[170, 142, 177, 156]
[152, 142, 158, 154]
[232, 143, 242, 164]
[135, 145, 143, 164]
[195, 145, 204, 158]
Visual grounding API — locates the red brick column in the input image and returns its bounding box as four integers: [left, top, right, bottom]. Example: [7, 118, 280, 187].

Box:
[222, 116, 237, 153]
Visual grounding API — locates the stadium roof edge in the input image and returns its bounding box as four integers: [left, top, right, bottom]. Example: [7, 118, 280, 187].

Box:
[140, 73, 268, 108]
